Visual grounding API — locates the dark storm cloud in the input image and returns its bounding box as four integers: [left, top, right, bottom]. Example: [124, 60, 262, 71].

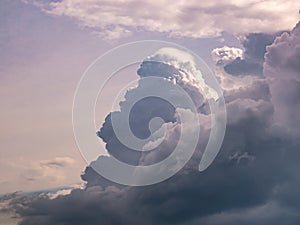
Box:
[10, 22, 300, 225]
[224, 33, 279, 76]
[12, 110, 300, 225]
[224, 57, 263, 76]
[96, 95, 176, 167]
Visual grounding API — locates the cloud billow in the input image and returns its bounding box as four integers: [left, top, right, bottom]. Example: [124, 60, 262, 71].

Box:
[11, 22, 300, 225]
[224, 33, 279, 76]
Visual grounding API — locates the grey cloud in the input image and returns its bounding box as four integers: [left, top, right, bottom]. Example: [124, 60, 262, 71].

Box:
[12, 116, 298, 225]
[243, 33, 279, 61]
[224, 57, 263, 76]
[224, 79, 271, 103]
[265, 22, 300, 136]
[96, 96, 177, 167]
[10, 21, 300, 225]
[189, 202, 300, 225]
[224, 33, 280, 76]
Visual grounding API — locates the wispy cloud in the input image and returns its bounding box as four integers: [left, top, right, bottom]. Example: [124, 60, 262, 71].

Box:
[26, 0, 299, 39]
[0, 157, 80, 194]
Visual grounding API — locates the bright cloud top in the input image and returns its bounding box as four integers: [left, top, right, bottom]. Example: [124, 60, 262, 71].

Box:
[31, 0, 299, 39]
[211, 46, 243, 65]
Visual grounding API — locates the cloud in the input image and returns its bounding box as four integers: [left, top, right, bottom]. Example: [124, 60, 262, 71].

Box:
[224, 57, 264, 76]
[0, 156, 80, 194]
[222, 33, 280, 76]
[25, 0, 299, 39]
[10, 21, 300, 225]
[190, 202, 300, 225]
[40, 157, 75, 168]
[0, 200, 20, 225]
[211, 34, 278, 101]
[212, 46, 270, 98]
[211, 46, 243, 65]
[22, 157, 76, 183]
[139, 47, 219, 100]
[264, 22, 300, 136]
[92, 47, 209, 186]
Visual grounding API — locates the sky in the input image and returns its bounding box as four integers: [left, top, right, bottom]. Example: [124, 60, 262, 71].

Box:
[0, 0, 300, 225]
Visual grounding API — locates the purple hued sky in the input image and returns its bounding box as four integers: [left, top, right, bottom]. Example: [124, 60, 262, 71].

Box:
[0, 1, 300, 225]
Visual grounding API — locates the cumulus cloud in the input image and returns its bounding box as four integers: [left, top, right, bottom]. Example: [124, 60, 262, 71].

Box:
[211, 46, 243, 65]
[221, 33, 280, 76]
[140, 47, 219, 100]
[265, 22, 300, 137]
[91, 47, 210, 186]
[210, 33, 281, 102]
[9, 21, 300, 225]
[25, 0, 299, 40]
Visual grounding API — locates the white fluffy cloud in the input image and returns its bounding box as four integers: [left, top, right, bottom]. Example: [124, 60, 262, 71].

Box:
[28, 0, 299, 39]
[211, 46, 243, 65]
[147, 47, 219, 100]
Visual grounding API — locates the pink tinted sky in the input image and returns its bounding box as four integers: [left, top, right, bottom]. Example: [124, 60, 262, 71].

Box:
[0, 0, 299, 194]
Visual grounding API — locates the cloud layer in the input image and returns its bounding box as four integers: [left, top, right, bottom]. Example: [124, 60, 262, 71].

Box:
[28, 0, 299, 39]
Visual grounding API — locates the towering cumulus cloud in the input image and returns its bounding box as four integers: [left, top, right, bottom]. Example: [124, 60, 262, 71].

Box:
[87, 47, 210, 187]
[11, 22, 300, 225]
[265, 22, 300, 137]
